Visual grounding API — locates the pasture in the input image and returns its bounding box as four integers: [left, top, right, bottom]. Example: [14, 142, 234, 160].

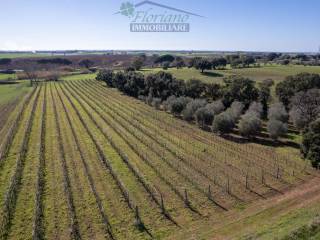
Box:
[0, 77, 319, 239]
[140, 64, 320, 84]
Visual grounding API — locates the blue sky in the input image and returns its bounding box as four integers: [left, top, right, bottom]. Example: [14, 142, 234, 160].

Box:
[1, 0, 320, 52]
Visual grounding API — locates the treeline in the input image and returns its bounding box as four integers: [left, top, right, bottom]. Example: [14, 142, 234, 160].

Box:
[96, 70, 320, 168]
[149, 52, 320, 71]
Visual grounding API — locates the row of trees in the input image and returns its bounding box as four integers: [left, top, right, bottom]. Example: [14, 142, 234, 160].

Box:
[275, 72, 320, 168]
[96, 69, 320, 168]
[97, 69, 280, 138]
[96, 69, 269, 108]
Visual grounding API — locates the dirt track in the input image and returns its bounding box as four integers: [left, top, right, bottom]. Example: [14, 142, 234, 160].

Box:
[168, 174, 320, 239]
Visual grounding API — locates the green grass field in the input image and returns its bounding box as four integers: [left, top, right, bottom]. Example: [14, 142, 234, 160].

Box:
[140, 64, 320, 84]
[0, 73, 16, 81]
[0, 81, 30, 105]
[0, 53, 49, 59]
[61, 73, 97, 81]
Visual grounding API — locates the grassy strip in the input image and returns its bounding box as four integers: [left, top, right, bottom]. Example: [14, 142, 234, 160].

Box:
[32, 84, 47, 240]
[282, 216, 320, 240]
[0, 87, 37, 164]
[50, 85, 81, 240]
[0, 86, 40, 239]
[54, 83, 116, 239]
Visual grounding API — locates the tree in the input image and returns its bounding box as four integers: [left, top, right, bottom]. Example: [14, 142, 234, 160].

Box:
[211, 57, 227, 69]
[289, 89, 320, 129]
[79, 59, 94, 69]
[162, 61, 170, 70]
[267, 53, 280, 61]
[205, 100, 225, 115]
[145, 71, 184, 100]
[122, 71, 146, 97]
[238, 112, 262, 138]
[182, 99, 207, 121]
[194, 58, 212, 73]
[174, 56, 185, 69]
[188, 57, 202, 68]
[301, 119, 320, 168]
[268, 102, 288, 122]
[248, 101, 263, 118]
[227, 101, 245, 122]
[151, 98, 162, 110]
[222, 76, 259, 107]
[24, 67, 39, 86]
[258, 79, 273, 117]
[0, 58, 11, 65]
[37, 58, 72, 65]
[267, 119, 287, 141]
[242, 56, 255, 67]
[154, 54, 175, 64]
[276, 73, 320, 107]
[212, 111, 234, 134]
[184, 79, 206, 98]
[204, 83, 222, 100]
[132, 57, 144, 70]
[96, 69, 114, 86]
[195, 107, 215, 128]
[163, 96, 191, 116]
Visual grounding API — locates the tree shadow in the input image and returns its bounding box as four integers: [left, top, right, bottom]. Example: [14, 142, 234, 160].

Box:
[201, 72, 224, 78]
[221, 134, 300, 149]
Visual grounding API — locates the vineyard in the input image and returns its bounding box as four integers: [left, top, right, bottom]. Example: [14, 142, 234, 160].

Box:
[0, 79, 318, 240]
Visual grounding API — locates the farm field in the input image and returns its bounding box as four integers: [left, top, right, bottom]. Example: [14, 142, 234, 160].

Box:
[0, 74, 17, 81]
[0, 81, 30, 137]
[0, 78, 319, 239]
[0, 53, 50, 59]
[140, 65, 320, 84]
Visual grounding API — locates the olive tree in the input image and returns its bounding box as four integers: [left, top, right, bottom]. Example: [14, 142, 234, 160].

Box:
[267, 119, 288, 140]
[212, 111, 234, 134]
[238, 112, 262, 138]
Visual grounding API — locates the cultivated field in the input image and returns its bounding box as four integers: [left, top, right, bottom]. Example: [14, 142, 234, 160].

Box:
[0, 78, 318, 239]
